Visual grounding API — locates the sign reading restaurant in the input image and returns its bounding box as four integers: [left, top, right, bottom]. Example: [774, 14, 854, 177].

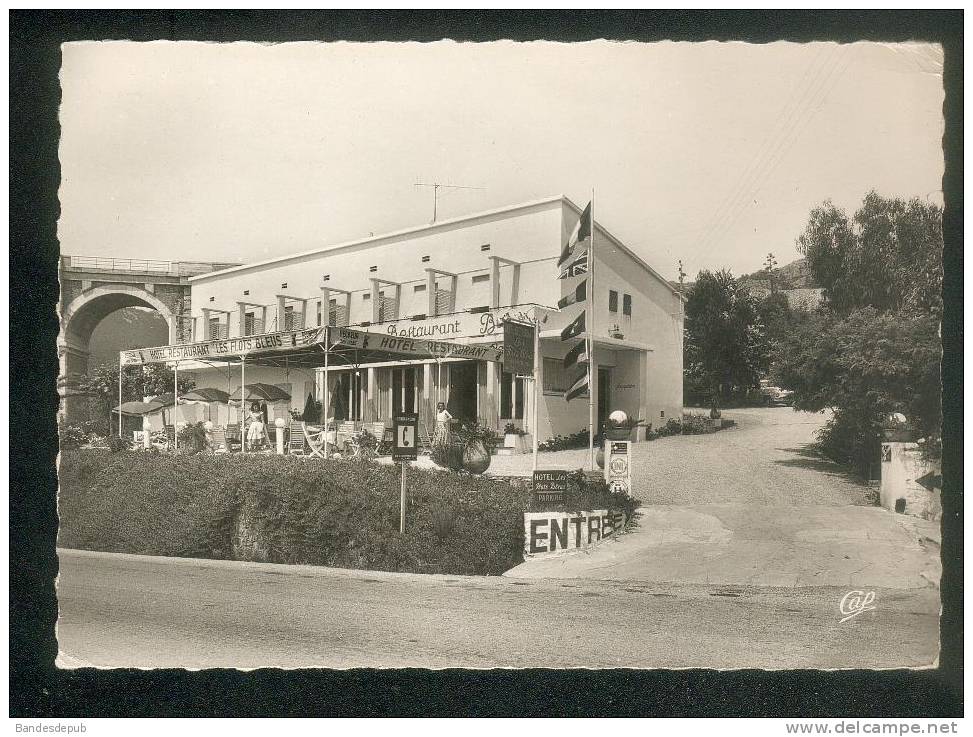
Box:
[376, 305, 540, 341]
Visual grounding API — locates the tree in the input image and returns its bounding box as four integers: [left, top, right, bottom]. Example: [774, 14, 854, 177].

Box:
[684, 269, 768, 405]
[772, 307, 941, 476]
[798, 191, 942, 316]
[80, 363, 196, 434]
[756, 291, 793, 347]
[775, 191, 943, 476]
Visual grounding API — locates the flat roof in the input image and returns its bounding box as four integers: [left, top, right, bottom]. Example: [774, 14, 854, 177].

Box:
[190, 193, 683, 300]
[189, 194, 566, 283]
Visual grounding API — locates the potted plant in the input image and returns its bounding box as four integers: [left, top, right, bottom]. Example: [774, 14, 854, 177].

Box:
[503, 422, 529, 453]
[455, 421, 500, 474]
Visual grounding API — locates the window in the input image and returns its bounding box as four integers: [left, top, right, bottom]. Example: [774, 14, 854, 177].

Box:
[543, 358, 588, 397]
[333, 370, 365, 421]
[609, 290, 619, 312]
[480, 244, 491, 252]
[363, 293, 371, 300]
[322, 274, 330, 282]
[500, 370, 525, 419]
[208, 317, 221, 338]
[369, 265, 378, 273]
[623, 294, 632, 316]
[243, 289, 250, 296]
[283, 305, 297, 330]
[421, 255, 430, 263]
[472, 273, 490, 284]
[281, 283, 287, 289]
[391, 367, 417, 415]
[316, 302, 322, 326]
[244, 312, 255, 336]
[414, 283, 426, 292]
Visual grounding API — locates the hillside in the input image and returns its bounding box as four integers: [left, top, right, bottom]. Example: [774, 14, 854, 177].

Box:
[738, 257, 817, 290]
[87, 307, 169, 368]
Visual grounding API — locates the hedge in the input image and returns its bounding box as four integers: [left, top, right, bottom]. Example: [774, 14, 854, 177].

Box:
[57, 450, 542, 575]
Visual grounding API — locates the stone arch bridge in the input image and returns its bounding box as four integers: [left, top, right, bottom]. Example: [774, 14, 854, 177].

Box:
[58, 255, 237, 421]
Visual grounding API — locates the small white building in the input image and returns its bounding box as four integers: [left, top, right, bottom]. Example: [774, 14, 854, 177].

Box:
[169, 195, 683, 443]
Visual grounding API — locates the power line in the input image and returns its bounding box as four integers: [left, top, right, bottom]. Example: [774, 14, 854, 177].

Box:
[695, 45, 850, 265]
[699, 47, 852, 261]
[692, 45, 833, 256]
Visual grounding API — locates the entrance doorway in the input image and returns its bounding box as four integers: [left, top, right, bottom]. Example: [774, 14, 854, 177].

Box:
[447, 362, 478, 423]
[597, 367, 612, 436]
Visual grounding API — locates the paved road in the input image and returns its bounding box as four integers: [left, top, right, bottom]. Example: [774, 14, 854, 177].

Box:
[505, 505, 942, 589]
[56, 549, 939, 670]
[503, 408, 941, 591]
[489, 407, 874, 506]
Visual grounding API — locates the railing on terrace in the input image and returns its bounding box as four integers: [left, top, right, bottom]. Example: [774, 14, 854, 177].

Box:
[61, 255, 239, 276]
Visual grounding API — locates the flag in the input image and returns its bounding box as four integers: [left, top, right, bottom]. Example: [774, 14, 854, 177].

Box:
[560, 311, 585, 341]
[557, 249, 588, 279]
[556, 201, 592, 268]
[565, 371, 589, 402]
[563, 340, 588, 370]
[557, 279, 587, 309]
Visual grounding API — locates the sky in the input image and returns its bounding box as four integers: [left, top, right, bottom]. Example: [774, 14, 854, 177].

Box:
[58, 40, 944, 280]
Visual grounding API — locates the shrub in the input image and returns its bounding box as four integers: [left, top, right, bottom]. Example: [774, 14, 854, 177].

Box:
[105, 434, 129, 453]
[681, 414, 710, 435]
[57, 450, 531, 576]
[538, 428, 590, 452]
[177, 422, 208, 453]
[59, 424, 91, 451]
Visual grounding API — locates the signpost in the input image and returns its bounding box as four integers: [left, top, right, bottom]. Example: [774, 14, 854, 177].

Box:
[604, 440, 632, 496]
[393, 412, 418, 533]
[502, 319, 535, 376]
[533, 470, 568, 505]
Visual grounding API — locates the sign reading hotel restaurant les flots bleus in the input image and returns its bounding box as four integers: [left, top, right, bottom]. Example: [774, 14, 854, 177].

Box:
[120, 306, 540, 366]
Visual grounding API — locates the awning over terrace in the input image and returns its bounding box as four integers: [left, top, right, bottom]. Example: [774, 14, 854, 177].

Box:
[119, 325, 507, 370]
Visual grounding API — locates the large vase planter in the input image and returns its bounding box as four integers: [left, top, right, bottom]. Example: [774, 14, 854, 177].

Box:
[462, 440, 491, 474]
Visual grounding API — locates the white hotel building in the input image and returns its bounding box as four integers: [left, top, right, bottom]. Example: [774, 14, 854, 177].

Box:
[180, 195, 684, 443]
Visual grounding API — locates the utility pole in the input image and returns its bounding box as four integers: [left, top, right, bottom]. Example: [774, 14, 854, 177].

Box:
[414, 180, 483, 223]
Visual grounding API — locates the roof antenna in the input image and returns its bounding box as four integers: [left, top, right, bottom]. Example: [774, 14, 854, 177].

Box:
[415, 178, 484, 223]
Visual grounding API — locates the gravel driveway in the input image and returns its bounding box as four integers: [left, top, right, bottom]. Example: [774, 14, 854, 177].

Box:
[488, 407, 875, 507]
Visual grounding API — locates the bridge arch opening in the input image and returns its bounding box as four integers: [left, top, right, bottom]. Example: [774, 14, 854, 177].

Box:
[59, 285, 178, 423]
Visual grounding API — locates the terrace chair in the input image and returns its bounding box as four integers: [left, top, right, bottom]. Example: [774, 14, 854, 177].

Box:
[288, 421, 307, 456]
[366, 422, 389, 445]
[335, 421, 357, 453]
[224, 424, 242, 453]
[417, 421, 434, 455]
[209, 427, 229, 452]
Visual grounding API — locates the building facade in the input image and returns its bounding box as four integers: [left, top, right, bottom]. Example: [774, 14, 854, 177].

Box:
[180, 196, 684, 442]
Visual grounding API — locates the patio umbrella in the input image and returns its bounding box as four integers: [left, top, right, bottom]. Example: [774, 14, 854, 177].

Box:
[180, 387, 230, 403]
[180, 387, 231, 423]
[228, 383, 292, 403]
[112, 400, 165, 416]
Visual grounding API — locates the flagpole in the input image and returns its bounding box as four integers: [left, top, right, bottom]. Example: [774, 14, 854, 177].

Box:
[588, 188, 595, 471]
[531, 316, 540, 473]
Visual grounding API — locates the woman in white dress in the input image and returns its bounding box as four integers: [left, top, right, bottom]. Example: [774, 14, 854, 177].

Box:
[246, 402, 266, 451]
[433, 402, 453, 446]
